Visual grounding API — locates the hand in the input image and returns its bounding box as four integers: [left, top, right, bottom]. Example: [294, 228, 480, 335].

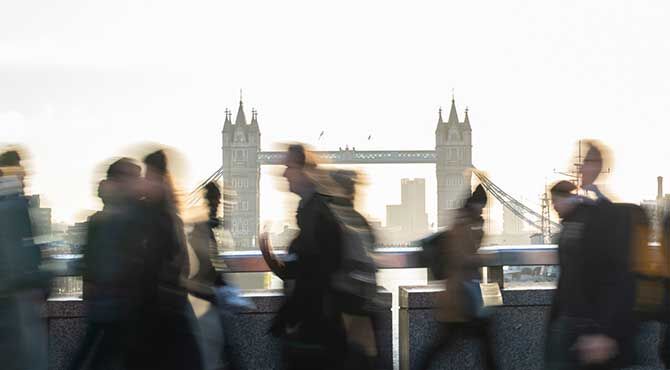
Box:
[575, 334, 618, 364]
[259, 232, 271, 254]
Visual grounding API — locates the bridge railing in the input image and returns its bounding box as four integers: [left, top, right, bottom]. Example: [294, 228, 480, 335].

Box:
[43, 244, 560, 292]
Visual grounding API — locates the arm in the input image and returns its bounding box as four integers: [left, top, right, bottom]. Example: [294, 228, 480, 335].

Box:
[259, 232, 290, 279]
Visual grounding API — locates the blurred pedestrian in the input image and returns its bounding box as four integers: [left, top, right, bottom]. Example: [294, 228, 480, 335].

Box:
[133, 149, 203, 370]
[0, 149, 48, 370]
[187, 181, 242, 370]
[418, 184, 498, 370]
[68, 158, 145, 370]
[259, 144, 348, 370]
[329, 169, 382, 370]
[546, 141, 636, 370]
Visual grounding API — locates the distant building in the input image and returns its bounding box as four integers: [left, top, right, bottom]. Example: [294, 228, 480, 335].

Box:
[27, 195, 52, 236]
[641, 176, 670, 242]
[386, 178, 429, 241]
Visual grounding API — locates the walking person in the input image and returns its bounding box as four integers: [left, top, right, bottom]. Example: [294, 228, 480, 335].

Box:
[68, 158, 145, 370]
[258, 144, 349, 370]
[133, 149, 203, 370]
[546, 141, 636, 370]
[0, 150, 49, 370]
[187, 181, 240, 370]
[418, 185, 498, 370]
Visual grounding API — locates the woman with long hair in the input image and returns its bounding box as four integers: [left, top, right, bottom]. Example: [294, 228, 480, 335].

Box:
[132, 149, 203, 370]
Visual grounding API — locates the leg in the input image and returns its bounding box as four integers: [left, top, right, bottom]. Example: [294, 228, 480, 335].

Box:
[417, 322, 459, 370]
[473, 320, 497, 370]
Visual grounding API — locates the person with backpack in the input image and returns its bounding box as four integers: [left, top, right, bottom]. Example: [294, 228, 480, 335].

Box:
[546, 142, 636, 370]
[418, 184, 498, 370]
[259, 144, 376, 370]
[328, 169, 382, 370]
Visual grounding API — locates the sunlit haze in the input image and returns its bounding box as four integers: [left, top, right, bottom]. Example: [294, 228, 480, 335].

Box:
[1, 1, 669, 229]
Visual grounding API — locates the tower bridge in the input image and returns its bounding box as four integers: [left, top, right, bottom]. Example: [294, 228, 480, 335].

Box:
[199, 96, 554, 249]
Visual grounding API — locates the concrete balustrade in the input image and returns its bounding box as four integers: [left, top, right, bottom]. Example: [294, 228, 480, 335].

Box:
[44, 289, 393, 370]
[399, 284, 665, 370]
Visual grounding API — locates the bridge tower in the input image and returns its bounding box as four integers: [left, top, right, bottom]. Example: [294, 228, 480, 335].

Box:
[222, 96, 261, 249]
[435, 97, 472, 227]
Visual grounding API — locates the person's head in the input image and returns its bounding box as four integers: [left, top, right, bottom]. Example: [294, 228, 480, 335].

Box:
[143, 150, 168, 181]
[282, 144, 316, 197]
[102, 158, 141, 204]
[330, 169, 357, 202]
[580, 141, 603, 187]
[551, 180, 578, 219]
[465, 184, 487, 216]
[203, 181, 221, 213]
[0, 150, 21, 167]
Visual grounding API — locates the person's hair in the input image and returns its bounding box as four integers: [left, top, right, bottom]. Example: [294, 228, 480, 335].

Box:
[204, 181, 221, 201]
[107, 158, 141, 181]
[144, 150, 168, 175]
[0, 150, 21, 167]
[584, 142, 602, 164]
[550, 180, 577, 197]
[143, 149, 179, 212]
[285, 144, 317, 169]
[330, 169, 357, 199]
[465, 184, 487, 209]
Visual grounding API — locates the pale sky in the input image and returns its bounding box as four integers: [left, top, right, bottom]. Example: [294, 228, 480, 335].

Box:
[1, 1, 669, 229]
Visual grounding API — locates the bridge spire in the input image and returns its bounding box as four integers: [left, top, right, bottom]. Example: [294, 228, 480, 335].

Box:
[438, 107, 444, 124]
[447, 95, 459, 124]
[463, 106, 471, 130]
[250, 108, 259, 130]
[223, 108, 233, 131]
[235, 94, 247, 125]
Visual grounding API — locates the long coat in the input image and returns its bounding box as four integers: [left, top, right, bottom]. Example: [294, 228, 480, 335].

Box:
[435, 209, 483, 323]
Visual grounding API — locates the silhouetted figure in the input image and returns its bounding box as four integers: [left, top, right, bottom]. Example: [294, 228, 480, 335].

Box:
[187, 181, 239, 370]
[328, 169, 381, 370]
[0, 150, 48, 370]
[68, 158, 145, 370]
[418, 185, 497, 370]
[546, 142, 636, 370]
[133, 149, 203, 370]
[259, 145, 347, 370]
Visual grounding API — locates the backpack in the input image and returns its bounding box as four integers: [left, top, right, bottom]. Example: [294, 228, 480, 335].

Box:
[626, 203, 670, 321]
[327, 201, 379, 314]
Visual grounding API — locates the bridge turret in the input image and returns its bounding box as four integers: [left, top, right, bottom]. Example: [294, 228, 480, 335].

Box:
[222, 94, 261, 250]
[435, 96, 472, 227]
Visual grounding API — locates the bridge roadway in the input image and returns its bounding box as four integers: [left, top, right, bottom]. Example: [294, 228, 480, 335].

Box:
[258, 150, 437, 165]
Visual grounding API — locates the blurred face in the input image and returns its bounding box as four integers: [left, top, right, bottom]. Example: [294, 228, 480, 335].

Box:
[552, 194, 576, 219]
[580, 150, 602, 187]
[282, 153, 312, 196]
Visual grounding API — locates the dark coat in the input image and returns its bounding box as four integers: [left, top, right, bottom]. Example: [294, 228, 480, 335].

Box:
[271, 193, 344, 343]
[83, 204, 145, 323]
[552, 198, 636, 344]
[0, 193, 43, 294]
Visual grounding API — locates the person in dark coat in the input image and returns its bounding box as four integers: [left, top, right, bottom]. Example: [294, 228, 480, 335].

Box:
[546, 142, 636, 370]
[132, 149, 203, 370]
[259, 144, 347, 370]
[68, 158, 145, 370]
[0, 150, 48, 370]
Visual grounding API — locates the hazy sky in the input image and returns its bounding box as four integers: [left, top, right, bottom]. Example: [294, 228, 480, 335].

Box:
[1, 1, 669, 228]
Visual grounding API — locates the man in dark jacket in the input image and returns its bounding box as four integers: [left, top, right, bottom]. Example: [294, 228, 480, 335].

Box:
[0, 151, 48, 370]
[68, 158, 145, 370]
[260, 144, 346, 370]
[546, 142, 636, 370]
